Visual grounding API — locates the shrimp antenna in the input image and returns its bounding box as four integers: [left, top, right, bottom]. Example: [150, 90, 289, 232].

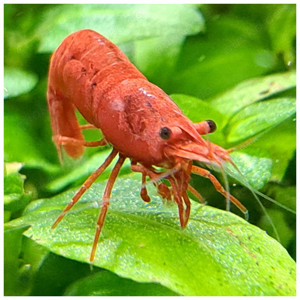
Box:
[206, 132, 232, 213]
[227, 159, 294, 243]
[230, 161, 280, 241]
[229, 160, 295, 213]
[220, 164, 231, 212]
[227, 137, 256, 153]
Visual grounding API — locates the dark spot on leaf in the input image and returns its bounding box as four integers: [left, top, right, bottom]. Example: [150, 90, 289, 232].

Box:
[259, 89, 270, 95]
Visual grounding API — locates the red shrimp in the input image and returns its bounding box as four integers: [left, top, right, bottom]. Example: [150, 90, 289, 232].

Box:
[47, 29, 247, 262]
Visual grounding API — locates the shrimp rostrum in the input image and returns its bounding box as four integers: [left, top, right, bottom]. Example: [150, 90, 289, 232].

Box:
[47, 30, 247, 262]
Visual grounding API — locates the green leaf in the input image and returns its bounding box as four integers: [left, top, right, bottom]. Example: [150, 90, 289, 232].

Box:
[4, 162, 32, 213]
[226, 97, 295, 143]
[25, 247, 94, 296]
[267, 5, 296, 66]
[4, 224, 31, 296]
[4, 109, 58, 173]
[169, 15, 276, 99]
[9, 174, 295, 296]
[134, 35, 186, 89]
[64, 270, 178, 296]
[259, 209, 294, 249]
[227, 152, 273, 190]
[4, 67, 38, 99]
[36, 4, 204, 53]
[210, 71, 296, 117]
[266, 185, 296, 212]
[241, 117, 296, 182]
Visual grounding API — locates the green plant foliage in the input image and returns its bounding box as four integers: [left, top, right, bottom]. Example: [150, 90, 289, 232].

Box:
[266, 5, 296, 65]
[9, 176, 296, 296]
[4, 224, 31, 296]
[226, 97, 295, 143]
[4, 3, 296, 296]
[4, 111, 59, 172]
[210, 71, 296, 118]
[168, 4, 295, 99]
[4, 163, 32, 221]
[34, 4, 204, 89]
[4, 67, 38, 99]
[35, 4, 204, 53]
[64, 270, 178, 296]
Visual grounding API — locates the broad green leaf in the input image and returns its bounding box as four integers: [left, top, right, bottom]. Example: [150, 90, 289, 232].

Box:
[267, 5, 296, 66]
[259, 186, 296, 248]
[9, 174, 295, 296]
[266, 185, 296, 212]
[22, 238, 50, 277]
[226, 152, 273, 190]
[36, 4, 204, 53]
[4, 110, 59, 173]
[134, 34, 186, 89]
[4, 67, 38, 99]
[169, 15, 276, 99]
[240, 116, 296, 182]
[64, 270, 178, 296]
[210, 71, 296, 117]
[226, 97, 295, 143]
[4, 224, 31, 296]
[4, 162, 32, 213]
[25, 247, 96, 296]
[259, 209, 294, 249]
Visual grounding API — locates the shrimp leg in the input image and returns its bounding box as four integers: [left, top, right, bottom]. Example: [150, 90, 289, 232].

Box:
[182, 191, 191, 226]
[131, 163, 172, 202]
[53, 123, 107, 160]
[187, 184, 205, 204]
[140, 172, 151, 203]
[169, 177, 188, 228]
[131, 163, 158, 202]
[90, 154, 126, 262]
[79, 124, 97, 130]
[52, 148, 118, 229]
[53, 135, 108, 148]
[191, 165, 248, 215]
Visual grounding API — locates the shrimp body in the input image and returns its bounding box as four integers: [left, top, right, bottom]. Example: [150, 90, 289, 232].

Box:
[48, 30, 246, 262]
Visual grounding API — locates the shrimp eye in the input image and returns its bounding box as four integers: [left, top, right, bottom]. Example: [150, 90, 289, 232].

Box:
[159, 127, 171, 140]
[206, 120, 217, 133]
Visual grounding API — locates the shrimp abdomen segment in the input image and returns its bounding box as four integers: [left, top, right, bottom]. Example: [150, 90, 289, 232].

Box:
[48, 30, 146, 130]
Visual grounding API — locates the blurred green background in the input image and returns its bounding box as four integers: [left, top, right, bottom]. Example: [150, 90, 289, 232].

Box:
[4, 4, 296, 296]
